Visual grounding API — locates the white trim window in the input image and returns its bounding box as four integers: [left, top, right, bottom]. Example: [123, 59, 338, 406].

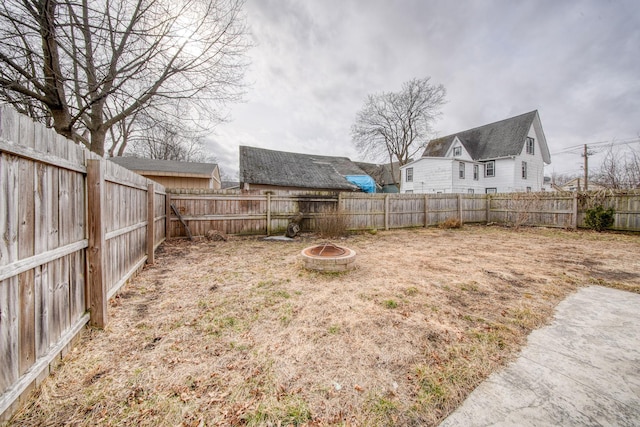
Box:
[485, 161, 495, 177]
[453, 146, 462, 157]
[522, 161, 527, 179]
[406, 167, 413, 182]
[467, 189, 474, 194]
[473, 164, 479, 180]
[526, 137, 535, 155]
[459, 162, 465, 179]
[486, 188, 497, 194]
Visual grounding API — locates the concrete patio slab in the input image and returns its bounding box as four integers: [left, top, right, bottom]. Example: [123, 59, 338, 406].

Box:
[439, 285, 640, 427]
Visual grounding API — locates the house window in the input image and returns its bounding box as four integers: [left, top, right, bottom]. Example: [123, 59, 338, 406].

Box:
[486, 188, 497, 194]
[405, 190, 413, 194]
[467, 189, 474, 194]
[406, 167, 413, 182]
[459, 162, 465, 179]
[473, 165, 479, 180]
[526, 186, 532, 192]
[485, 161, 495, 177]
[453, 146, 461, 157]
[526, 137, 535, 155]
[522, 161, 527, 179]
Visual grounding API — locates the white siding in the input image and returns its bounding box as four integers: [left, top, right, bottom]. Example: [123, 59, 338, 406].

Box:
[402, 158, 488, 194]
[401, 158, 454, 193]
[402, 123, 550, 194]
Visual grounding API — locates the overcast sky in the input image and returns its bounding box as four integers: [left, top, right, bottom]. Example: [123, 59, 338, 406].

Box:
[206, 0, 640, 180]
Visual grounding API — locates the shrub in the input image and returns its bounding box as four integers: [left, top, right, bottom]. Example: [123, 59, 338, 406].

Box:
[316, 210, 350, 238]
[584, 205, 615, 232]
[439, 218, 462, 229]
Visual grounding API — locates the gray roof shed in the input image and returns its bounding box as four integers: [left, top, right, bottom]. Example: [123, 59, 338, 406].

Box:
[239, 146, 367, 191]
[109, 157, 218, 177]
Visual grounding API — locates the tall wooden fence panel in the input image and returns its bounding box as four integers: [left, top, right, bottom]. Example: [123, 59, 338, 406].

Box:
[424, 194, 460, 225]
[579, 191, 640, 231]
[340, 193, 386, 230]
[488, 193, 577, 228]
[167, 190, 640, 237]
[0, 106, 165, 421]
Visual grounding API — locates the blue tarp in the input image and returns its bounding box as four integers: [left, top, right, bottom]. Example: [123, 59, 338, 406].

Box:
[345, 175, 376, 193]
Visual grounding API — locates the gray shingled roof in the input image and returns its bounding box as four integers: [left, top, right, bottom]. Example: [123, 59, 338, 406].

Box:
[109, 157, 217, 176]
[355, 162, 400, 186]
[423, 111, 549, 162]
[239, 146, 366, 190]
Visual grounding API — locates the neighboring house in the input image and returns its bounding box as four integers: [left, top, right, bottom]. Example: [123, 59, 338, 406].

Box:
[400, 110, 551, 194]
[553, 177, 606, 192]
[221, 180, 241, 190]
[355, 162, 401, 193]
[239, 146, 375, 192]
[109, 157, 221, 189]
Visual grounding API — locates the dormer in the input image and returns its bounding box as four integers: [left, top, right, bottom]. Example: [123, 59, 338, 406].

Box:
[447, 137, 473, 161]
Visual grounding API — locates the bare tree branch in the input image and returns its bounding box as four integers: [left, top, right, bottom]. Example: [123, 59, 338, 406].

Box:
[352, 77, 446, 180]
[0, 0, 250, 156]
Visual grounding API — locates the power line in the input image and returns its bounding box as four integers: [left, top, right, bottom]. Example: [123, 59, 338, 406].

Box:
[551, 137, 640, 155]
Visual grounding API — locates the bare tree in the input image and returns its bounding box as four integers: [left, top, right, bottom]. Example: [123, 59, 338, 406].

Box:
[127, 117, 210, 162]
[352, 77, 446, 178]
[593, 143, 640, 189]
[0, 0, 249, 156]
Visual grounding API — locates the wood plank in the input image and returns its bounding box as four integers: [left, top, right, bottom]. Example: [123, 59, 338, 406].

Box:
[34, 263, 49, 358]
[147, 183, 155, 264]
[0, 277, 19, 395]
[47, 166, 59, 250]
[104, 222, 147, 242]
[69, 251, 85, 322]
[87, 159, 107, 328]
[0, 154, 19, 266]
[0, 240, 88, 282]
[18, 270, 36, 375]
[0, 138, 87, 174]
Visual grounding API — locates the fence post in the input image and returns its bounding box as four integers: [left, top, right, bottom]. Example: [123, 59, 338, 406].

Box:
[457, 194, 463, 224]
[486, 194, 491, 223]
[424, 194, 429, 227]
[86, 159, 107, 328]
[572, 192, 578, 230]
[266, 193, 271, 236]
[147, 183, 155, 265]
[384, 194, 389, 230]
[165, 192, 172, 238]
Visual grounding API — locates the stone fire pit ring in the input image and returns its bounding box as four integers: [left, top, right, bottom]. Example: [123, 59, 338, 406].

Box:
[301, 243, 356, 272]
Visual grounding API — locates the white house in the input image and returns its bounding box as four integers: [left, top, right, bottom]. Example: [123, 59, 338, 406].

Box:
[400, 110, 551, 194]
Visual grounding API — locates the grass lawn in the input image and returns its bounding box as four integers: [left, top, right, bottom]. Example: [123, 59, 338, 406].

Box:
[8, 225, 640, 426]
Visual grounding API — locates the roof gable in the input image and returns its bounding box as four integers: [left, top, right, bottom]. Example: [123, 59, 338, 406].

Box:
[423, 111, 550, 163]
[239, 146, 367, 190]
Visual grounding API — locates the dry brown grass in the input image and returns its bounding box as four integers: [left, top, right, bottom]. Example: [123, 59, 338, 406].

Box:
[8, 225, 640, 426]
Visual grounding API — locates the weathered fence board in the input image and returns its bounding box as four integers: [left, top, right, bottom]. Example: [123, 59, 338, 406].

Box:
[167, 190, 640, 238]
[0, 106, 166, 421]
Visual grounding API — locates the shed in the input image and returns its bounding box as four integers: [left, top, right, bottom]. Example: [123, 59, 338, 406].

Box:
[109, 157, 221, 189]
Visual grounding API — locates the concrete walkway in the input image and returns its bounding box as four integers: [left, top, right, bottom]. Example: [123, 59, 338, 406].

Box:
[440, 286, 640, 427]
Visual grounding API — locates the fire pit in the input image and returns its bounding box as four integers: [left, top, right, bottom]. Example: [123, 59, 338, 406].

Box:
[301, 242, 356, 272]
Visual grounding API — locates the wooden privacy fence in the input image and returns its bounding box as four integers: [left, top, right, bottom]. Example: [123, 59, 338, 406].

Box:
[167, 189, 640, 237]
[0, 106, 166, 420]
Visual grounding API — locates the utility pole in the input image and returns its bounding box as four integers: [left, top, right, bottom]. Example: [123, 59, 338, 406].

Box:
[583, 144, 589, 191]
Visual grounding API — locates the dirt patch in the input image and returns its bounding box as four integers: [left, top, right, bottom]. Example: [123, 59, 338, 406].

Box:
[9, 225, 640, 426]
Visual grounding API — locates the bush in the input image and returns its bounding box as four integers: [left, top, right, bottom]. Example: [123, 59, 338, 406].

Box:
[439, 218, 462, 229]
[316, 211, 350, 238]
[584, 205, 615, 232]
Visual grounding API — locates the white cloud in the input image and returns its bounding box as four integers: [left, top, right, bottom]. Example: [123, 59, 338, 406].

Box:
[210, 0, 640, 177]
